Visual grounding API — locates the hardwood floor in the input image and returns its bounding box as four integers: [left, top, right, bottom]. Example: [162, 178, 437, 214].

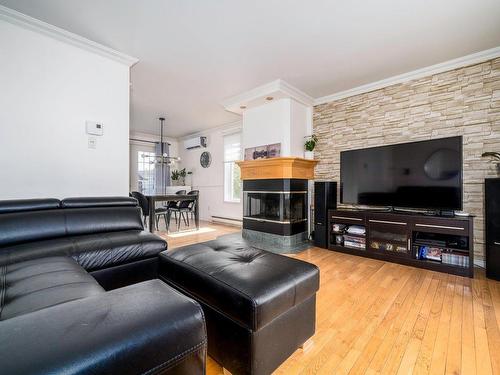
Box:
[158, 223, 500, 375]
[156, 220, 240, 249]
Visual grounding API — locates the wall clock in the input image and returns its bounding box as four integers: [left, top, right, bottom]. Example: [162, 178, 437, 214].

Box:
[200, 151, 212, 168]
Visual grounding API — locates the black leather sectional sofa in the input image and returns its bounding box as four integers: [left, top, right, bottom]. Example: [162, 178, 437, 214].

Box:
[0, 196, 320, 375]
[0, 197, 207, 375]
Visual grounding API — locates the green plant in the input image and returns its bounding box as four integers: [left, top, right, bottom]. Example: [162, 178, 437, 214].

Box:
[304, 135, 318, 152]
[171, 168, 187, 181]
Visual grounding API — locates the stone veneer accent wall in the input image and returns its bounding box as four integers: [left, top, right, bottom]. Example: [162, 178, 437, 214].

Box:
[313, 58, 500, 262]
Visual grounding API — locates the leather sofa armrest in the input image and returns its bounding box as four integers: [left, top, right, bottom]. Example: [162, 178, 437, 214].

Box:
[0, 280, 207, 375]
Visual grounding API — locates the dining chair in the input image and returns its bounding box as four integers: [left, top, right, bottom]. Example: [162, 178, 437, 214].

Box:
[165, 190, 187, 231]
[168, 190, 199, 231]
[131, 191, 168, 230]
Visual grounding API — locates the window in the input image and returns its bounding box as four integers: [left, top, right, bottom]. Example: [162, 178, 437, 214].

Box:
[224, 132, 242, 202]
[137, 151, 156, 193]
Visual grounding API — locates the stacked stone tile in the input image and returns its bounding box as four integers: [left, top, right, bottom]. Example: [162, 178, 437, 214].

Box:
[313, 58, 500, 262]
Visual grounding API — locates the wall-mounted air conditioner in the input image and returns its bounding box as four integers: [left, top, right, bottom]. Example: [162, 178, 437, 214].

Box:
[184, 136, 207, 150]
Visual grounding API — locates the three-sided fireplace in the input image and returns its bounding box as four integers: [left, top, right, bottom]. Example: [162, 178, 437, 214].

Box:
[242, 179, 308, 251]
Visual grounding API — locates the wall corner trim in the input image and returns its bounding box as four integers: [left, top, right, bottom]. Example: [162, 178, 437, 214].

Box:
[0, 4, 139, 67]
[314, 46, 500, 105]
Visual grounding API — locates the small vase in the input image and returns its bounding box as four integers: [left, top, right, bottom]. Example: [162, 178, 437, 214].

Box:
[304, 151, 314, 160]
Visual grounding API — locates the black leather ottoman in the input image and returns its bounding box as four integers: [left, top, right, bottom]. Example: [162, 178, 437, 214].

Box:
[158, 235, 319, 375]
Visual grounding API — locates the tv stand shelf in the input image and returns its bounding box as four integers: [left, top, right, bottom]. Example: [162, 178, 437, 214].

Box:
[328, 209, 474, 277]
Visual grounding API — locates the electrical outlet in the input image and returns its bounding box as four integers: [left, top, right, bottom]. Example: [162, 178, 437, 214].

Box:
[88, 137, 97, 149]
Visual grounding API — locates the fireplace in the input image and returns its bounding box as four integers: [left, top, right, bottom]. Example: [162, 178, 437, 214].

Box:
[236, 157, 317, 253]
[242, 179, 308, 252]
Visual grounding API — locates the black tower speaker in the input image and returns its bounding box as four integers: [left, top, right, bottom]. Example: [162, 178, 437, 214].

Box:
[314, 181, 337, 248]
[486, 178, 500, 280]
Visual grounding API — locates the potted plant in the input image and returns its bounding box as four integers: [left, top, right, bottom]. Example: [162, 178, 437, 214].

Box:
[171, 169, 180, 186]
[482, 152, 500, 174]
[171, 168, 187, 186]
[304, 135, 318, 159]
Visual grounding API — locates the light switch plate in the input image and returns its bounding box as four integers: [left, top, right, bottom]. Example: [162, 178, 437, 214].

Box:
[88, 136, 97, 149]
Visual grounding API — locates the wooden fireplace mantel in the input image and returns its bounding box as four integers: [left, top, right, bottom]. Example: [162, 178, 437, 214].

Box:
[236, 157, 318, 180]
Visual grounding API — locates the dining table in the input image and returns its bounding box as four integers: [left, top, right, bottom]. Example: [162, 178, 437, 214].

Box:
[143, 193, 199, 233]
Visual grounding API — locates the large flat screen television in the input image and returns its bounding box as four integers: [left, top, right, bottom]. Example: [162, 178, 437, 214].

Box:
[340, 136, 463, 210]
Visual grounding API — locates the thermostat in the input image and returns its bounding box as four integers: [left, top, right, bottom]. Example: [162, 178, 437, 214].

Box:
[86, 121, 104, 136]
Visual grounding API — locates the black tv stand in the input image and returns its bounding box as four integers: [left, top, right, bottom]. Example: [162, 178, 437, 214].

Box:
[328, 208, 474, 277]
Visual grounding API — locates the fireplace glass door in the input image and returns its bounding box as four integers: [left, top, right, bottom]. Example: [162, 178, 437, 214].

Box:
[244, 192, 307, 223]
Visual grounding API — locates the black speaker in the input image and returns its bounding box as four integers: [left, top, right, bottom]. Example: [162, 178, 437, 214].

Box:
[486, 178, 500, 280]
[314, 181, 337, 248]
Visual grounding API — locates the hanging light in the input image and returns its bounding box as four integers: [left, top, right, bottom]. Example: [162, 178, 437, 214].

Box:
[142, 117, 181, 165]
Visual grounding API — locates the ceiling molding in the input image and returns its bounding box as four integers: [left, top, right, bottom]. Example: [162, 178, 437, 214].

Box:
[0, 5, 138, 67]
[314, 46, 500, 106]
[222, 79, 314, 114]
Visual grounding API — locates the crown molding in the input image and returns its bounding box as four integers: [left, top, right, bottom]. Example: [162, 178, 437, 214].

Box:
[314, 46, 500, 106]
[0, 5, 138, 67]
[222, 79, 314, 114]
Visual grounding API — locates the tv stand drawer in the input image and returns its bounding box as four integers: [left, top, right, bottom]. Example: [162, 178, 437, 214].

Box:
[329, 210, 365, 225]
[412, 219, 469, 235]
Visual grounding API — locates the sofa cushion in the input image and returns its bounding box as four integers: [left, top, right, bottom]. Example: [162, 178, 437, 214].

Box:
[0, 230, 167, 271]
[0, 206, 144, 248]
[0, 198, 61, 214]
[159, 235, 319, 331]
[0, 279, 207, 375]
[0, 256, 104, 320]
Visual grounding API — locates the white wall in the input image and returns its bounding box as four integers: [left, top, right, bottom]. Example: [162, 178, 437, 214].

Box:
[242, 98, 311, 157]
[178, 123, 242, 221]
[243, 99, 290, 154]
[289, 100, 312, 156]
[0, 19, 131, 199]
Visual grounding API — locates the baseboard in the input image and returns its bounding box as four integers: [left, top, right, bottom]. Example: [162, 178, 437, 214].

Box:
[211, 216, 242, 227]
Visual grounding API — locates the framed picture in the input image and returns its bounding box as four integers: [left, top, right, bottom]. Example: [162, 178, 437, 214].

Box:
[244, 147, 255, 160]
[244, 143, 281, 160]
[267, 143, 281, 158]
[253, 146, 268, 160]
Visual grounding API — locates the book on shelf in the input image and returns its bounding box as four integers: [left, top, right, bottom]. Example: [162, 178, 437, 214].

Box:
[343, 235, 366, 244]
[344, 241, 365, 249]
[415, 244, 469, 267]
[442, 253, 469, 267]
[416, 246, 442, 262]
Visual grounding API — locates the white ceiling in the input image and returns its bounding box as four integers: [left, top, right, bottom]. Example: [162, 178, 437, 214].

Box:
[1, 0, 499, 138]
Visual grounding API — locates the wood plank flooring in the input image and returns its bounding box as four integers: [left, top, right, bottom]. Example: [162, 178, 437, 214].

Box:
[159, 223, 500, 375]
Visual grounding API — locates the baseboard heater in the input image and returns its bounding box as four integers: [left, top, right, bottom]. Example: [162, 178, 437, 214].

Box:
[211, 216, 242, 227]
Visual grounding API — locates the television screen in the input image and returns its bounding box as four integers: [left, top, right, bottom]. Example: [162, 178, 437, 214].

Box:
[340, 136, 463, 210]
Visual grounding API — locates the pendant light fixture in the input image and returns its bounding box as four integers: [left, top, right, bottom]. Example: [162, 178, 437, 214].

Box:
[140, 117, 181, 194]
[142, 117, 181, 165]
